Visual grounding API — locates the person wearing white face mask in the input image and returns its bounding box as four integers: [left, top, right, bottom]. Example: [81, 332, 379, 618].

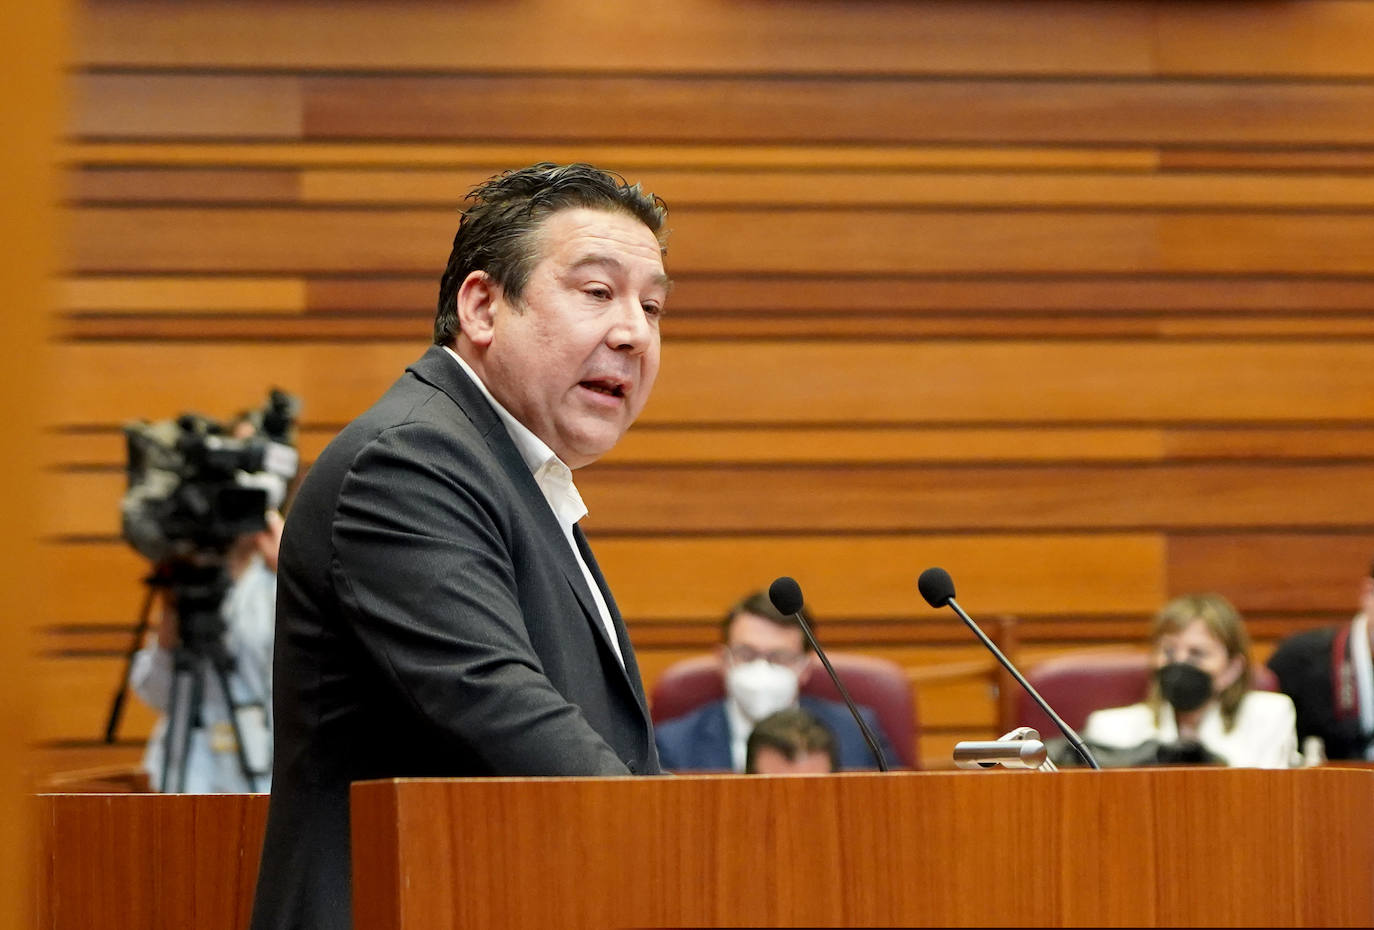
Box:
[653, 591, 895, 772]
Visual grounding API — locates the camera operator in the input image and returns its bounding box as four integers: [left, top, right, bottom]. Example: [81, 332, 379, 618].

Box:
[126, 416, 286, 794]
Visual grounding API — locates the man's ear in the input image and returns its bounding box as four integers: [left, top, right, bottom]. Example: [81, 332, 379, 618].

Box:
[456, 270, 499, 347]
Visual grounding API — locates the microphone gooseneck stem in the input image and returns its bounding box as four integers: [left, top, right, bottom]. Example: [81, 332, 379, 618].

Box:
[791, 612, 890, 772]
[947, 596, 1101, 771]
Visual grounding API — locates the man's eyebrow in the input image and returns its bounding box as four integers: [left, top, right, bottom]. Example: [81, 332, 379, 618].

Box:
[567, 253, 673, 293]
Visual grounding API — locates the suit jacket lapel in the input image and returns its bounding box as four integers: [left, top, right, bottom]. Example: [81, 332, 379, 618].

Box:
[407, 347, 642, 699]
[575, 525, 651, 713]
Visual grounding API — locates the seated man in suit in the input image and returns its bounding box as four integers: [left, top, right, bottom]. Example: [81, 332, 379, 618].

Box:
[654, 590, 894, 772]
[1267, 555, 1374, 762]
[745, 707, 839, 774]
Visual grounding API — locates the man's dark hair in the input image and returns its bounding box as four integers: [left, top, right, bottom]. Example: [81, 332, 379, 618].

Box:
[720, 590, 817, 655]
[745, 707, 839, 773]
[434, 162, 669, 346]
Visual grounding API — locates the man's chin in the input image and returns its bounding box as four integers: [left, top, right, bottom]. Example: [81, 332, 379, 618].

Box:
[558, 425, 630, 468]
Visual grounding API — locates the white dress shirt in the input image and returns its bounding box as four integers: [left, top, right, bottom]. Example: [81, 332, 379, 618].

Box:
[443, 347, 623, 666]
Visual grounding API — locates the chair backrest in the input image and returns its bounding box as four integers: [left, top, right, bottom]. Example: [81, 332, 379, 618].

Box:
[1012, 649, 1281, 739]
[649, 651, 918, 770]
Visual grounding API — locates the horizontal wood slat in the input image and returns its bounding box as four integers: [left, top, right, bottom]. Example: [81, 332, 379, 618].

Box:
[69, 167, 1374, 210]
[57, 314, 1374, 341]
[66, 73, 1374, 146]
[43, 534, 1164, 623]
[45, 424, 1374, 470]
[62, 142, 1165, 172]
[74, 1, 1374, 79]
[64, 207, 1374, 275]
[74, 0, 1160, 75]
[36, 654, 158, 744]
[47, 340, 1374, 427]
[53, 533, 1372, 632]
[45, 461, 1374, 539]
[59, 273, 1374, 316]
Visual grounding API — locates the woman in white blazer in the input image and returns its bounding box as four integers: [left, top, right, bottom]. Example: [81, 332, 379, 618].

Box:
[1083, 592, 1300, 769]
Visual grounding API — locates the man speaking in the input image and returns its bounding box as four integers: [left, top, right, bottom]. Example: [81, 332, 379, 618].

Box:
[249, 163, 672, 930]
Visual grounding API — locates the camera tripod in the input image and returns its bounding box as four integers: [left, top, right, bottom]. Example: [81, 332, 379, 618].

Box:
[105, 560, 265, 793]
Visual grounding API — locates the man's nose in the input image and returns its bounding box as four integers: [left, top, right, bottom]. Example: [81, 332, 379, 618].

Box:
[608, 298, 654, 352]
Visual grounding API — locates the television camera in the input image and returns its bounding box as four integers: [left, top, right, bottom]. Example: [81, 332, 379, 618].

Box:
[105, 388, 301, 792]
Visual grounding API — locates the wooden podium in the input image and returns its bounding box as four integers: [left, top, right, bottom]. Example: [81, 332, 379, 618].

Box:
[37, 768, 1374, 928]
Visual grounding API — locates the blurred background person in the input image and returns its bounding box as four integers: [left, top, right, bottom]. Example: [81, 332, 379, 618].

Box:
[1078, 592, 1299, 769]
[654, 590, 894, 772]
[129, 510, 281, 792]
[121, 401, 298, 793]
[1267, 556, 1374, 762]
[745, 706, 839, 774]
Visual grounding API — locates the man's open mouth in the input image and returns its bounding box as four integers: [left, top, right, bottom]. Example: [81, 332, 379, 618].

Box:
[581, 379, 626, 398]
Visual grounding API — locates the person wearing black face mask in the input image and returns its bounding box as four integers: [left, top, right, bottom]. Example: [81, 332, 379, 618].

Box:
[1077, 593, 1301, 769]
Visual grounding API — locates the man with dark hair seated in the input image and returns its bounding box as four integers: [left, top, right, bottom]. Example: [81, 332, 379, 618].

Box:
[746, 707, 839, 774]
[654, 590, 894, 772]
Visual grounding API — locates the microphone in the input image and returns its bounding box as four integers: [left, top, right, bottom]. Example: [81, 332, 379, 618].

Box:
[952, 738, 1048, 770]
[768, 576, 890, 772]
[917, 567, 1101, 771]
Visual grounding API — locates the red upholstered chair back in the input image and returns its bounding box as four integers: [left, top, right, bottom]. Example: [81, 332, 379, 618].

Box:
[1012, 649, 1281, 739]
[649, 651, 918, 770]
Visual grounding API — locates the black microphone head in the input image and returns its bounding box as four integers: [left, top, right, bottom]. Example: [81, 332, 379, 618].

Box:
[918, 567, 956, 608]
[768, 576, 805, 616]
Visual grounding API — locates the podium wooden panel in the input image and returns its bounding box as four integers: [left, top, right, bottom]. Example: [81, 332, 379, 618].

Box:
[351, 768, 1374, 928]
[36, 768, 1374, 928]
[35, 792, 268, 930]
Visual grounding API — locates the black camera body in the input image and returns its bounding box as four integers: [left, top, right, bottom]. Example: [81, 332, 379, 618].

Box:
[120, 389, 300, 567]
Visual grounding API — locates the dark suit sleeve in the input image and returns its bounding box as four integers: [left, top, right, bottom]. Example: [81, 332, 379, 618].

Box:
[331, 417, 628, 776]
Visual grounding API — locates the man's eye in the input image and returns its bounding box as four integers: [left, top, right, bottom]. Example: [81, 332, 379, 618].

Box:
[642, 302, 663, 317]
[586, 286, 611, 300]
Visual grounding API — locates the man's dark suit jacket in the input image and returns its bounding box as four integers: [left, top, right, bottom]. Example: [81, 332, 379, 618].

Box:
[653, 695, 896, 772]
[1267, 622, 1373, 761]
[249, 346, 660, 930]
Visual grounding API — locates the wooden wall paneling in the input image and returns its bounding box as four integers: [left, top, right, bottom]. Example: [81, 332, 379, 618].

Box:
[1154, 1, 1374, 77]
[68, 73, 1374, 146]
[64, 206, 1374, 276]
[71, 165, 1374, 210]
[61, 275, 308, 313]
[294, 76, 1374, 145]
[50, 341, 1374, 426]
[574, 463, 1374, 533]
[63, 141, 1164, 172]
[50, 0, 1374, 789]
[47, 462, 1374, 539]
[1166, 533, 1374, 615]
[1160, 148, 1374, 172]
[71, 74, 303, 139]
[74, 0, 1160, 75]
[36, 654, 158, 744]
[5, 0, 65, 926]
[596, 533, 1167, 623]
[77, 1, 1374, 80]
[46, 533, 1166, 625]
[69, 167, 302, 203]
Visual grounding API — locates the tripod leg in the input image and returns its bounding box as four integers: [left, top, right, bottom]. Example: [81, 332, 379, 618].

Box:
[159, 660, 197, 794]
[207, 658, 261, 793]
[105, 582, 158, 744]
[175, 662, 209, 794]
